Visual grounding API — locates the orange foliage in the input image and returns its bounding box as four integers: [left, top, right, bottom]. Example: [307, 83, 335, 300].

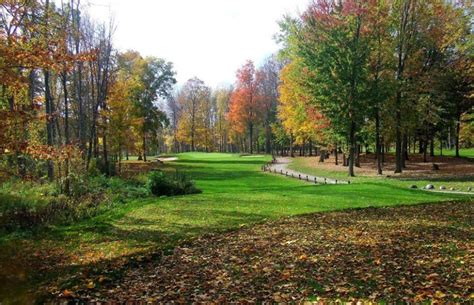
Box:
[227, 61, 264, 135]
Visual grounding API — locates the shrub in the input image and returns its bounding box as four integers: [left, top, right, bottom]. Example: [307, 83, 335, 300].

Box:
[147, 170, 201, 196]
[0, 175, 151, 232]
[174, 170, 202, 195]
[147, 171, 176, 196]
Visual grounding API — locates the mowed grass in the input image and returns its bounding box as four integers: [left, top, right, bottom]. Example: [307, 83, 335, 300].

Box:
[0, 152, 472, 302]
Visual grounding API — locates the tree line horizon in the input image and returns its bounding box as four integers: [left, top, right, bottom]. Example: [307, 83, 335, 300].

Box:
[1, 0, 472, 189]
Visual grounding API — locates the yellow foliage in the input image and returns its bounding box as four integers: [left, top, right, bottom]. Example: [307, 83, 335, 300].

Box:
[278, 59, 328, 145]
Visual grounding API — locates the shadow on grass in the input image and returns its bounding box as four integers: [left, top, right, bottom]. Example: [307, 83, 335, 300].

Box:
[0, 208, 271, 303]
[14, 202, 471, 303]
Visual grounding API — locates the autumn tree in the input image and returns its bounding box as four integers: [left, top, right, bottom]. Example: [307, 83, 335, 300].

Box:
[176, 77, 211, 151]
[214, 86, 233, 152]
[278, 59, 328, 158]
[295, 0, 373, 176]
[228, 60, 264, 154]
[367, 0, 393, 175]
[1, 1, 176, 188]
[106, 77, 140, 172]
[135, 57, 175, 161]
[258, 56, 282, 154]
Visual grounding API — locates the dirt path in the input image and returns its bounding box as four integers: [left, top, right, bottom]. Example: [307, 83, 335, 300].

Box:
[264, 157, 350, 184]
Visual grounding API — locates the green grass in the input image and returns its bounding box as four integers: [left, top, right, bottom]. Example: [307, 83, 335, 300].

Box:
[434, 147, 474, 159]
[0, 152, 472, 303]
[0, 180, 57, 214]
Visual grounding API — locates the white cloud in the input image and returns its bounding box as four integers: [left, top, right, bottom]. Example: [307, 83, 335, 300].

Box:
[85, 0, 308, 87]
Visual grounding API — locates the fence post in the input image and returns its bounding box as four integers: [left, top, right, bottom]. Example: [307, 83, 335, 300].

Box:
[306, 176, 309, 181]
[324, 178, 327, 184]
[299, 174, 301, 180]
[314, 177, 317, 184]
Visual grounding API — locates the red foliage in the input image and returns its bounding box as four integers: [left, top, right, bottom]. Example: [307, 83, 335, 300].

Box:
[227, 61, 265, 134]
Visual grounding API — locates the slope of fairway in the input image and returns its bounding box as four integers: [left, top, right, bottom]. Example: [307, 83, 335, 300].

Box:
[0, 153, 471, 302]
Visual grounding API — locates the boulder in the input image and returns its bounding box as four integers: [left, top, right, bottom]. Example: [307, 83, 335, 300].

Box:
[449, 187, 455, 191]
[439, 185, 446, 190]
[425, 184, 435, 190]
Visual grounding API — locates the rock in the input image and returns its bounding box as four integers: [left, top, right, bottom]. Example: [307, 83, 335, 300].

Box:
[439, 185, 446, 190]
[409, 185, 417, 189]
[449, 187, 455, 191]
[425, 184, 434, 190]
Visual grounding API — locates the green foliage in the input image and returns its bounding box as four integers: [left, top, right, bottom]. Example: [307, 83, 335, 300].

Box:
[147, 171, 175, 196]
[147, 170, 201, 196]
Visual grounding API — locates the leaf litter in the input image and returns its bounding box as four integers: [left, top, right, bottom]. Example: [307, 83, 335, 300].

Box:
[55, 201, 473, 303]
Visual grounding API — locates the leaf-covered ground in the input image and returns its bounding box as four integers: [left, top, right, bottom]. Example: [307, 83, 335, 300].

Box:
[61, 201, 473, 303]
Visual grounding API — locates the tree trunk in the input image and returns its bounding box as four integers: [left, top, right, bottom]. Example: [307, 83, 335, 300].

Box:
[335, 142, 338, 165]
[249, 122, 253, 154]
[265, 121, 271, 154]
[43, 0, 54, 181]
[289, 133, 294, 157]
[44, 70, 54, 181]
[355, 143, 361, 168]
[348, 121, 355, 177]
[423, 132, 428, 163]
[430, 137, 434, 157]
[62, 72, 70, 194]
[319, 151, 325, 163]
[375, 109, 382, 175]
[447, 126, 452, 150]
[455, 117, 460, 157]
[402, 133, 407, 168]
[142, 131, 147, 161]
[395, 90, 403, 173]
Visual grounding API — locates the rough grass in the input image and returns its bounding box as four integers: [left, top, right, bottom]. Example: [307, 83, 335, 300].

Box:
[0, 153, 472, 303]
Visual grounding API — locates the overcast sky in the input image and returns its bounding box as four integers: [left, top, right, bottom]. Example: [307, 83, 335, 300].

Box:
[84, 0, 308, 88]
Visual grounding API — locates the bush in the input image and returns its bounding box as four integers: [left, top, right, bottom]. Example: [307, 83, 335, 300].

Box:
[174, 171, 201, 195]
[147, 171, 176, 196]
[0, 175, 151, 232]
[147, 170, 201, 196]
